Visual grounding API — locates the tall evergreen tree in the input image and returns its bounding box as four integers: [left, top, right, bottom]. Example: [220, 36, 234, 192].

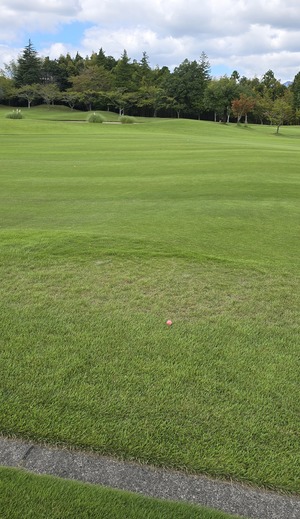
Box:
[164, 53, 211, 118]
[261, 70, 285, 100]
[291, 71, 300, 113]
[14, 40, 42, 87]
[54, 54, 78, 90]
[113, 50, 134, 89]
[139, 51, 151, 81]
[95, 48, 117, 71]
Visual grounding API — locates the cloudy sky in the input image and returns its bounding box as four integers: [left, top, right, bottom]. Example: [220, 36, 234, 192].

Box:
[1, 0, 300, 82]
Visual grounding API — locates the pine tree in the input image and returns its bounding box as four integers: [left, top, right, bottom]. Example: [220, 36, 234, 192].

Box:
[291, 71, 300, 112]
[14, 40, 42, 87]
[113, 50, 134, 89]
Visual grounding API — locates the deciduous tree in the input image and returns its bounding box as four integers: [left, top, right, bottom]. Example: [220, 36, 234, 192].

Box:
[136, 85, 170, 117]
[264, 91, 294, 133]
[106, 88, 136, 115]
[16, 84, 40, 108]
[60, 91, 79, 109]
[0, 74, 14, 104]
[38, 84, 61, 106]
[204, 76, 239, 122]
[252, 94, 272, 124]
[232, 94, 255, 124]
[70, 66, 112, 93]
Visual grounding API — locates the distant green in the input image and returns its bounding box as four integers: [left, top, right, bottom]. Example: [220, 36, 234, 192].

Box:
[0, 107, 299, 493]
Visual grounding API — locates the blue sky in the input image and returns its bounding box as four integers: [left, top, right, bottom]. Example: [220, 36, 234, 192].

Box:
[1, 0, 300, 82]
[29, 22, 92, 48]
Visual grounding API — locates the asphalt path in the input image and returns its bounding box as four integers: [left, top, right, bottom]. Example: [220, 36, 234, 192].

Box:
[1, 437, 300, 519]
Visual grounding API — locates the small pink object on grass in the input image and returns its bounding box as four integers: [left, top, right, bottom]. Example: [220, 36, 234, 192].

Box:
[166, 319, 173, 326]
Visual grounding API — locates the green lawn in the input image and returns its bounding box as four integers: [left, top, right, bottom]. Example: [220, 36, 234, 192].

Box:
[0, 466, 242, 519]
[0, 107, 299, 493]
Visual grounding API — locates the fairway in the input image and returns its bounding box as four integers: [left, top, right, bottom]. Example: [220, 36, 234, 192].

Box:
[0, 107, 299, 493]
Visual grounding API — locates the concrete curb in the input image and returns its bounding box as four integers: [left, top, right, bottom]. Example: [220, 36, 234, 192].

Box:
[1, 437, 300, 519]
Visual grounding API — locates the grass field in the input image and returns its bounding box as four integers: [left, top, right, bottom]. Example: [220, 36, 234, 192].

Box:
[0, 106, 299, 494]
[0, 466, 242, 519]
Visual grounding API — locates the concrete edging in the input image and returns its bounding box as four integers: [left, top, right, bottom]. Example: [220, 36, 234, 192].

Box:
[1, 436, 300, 519]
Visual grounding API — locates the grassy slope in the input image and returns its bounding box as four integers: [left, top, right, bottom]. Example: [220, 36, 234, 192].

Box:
[0, 107, 299, 492]
[0, 467, 241, 519]
[2, 105, 121, 122]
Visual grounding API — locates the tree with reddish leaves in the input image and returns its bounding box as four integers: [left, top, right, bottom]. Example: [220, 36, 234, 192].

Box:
[232, 93, 256, 124]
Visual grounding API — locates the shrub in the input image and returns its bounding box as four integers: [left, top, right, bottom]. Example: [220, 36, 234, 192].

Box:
[87, 112, 105, 123]
[6, 109, 23, 119]
[119, 115, 136, 124]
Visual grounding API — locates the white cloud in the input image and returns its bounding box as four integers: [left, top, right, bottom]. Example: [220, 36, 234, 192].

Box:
[81, 26, 196, 68]
[5, 0, 80, 16]
[1, 0, 300, 81]
[0, 0, 80, 41]
[41, 42, 76, 59]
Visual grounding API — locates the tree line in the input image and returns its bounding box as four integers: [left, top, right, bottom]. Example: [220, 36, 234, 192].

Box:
[1, 40, 300, 130]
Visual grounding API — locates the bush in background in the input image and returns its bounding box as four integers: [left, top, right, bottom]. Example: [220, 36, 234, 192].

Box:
[87, 112, 106, 123]
[6, 109, 23, 119]
[119, 115, 136, 124]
